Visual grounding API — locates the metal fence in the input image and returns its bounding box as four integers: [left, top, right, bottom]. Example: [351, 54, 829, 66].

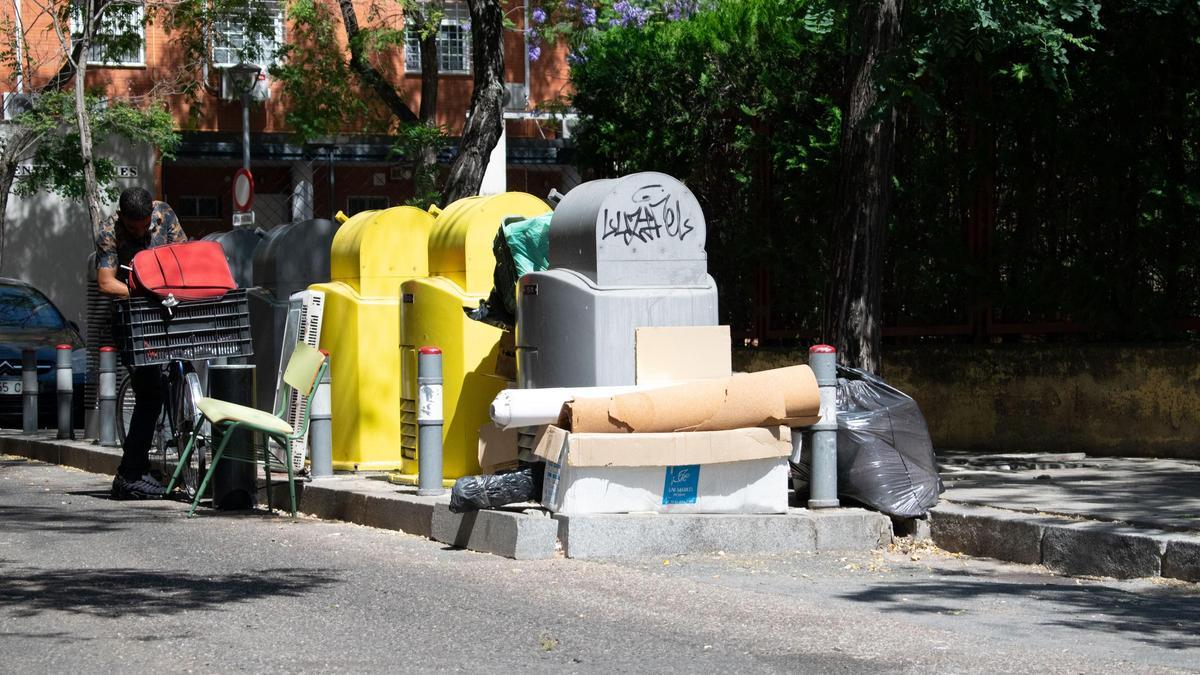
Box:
[162, 139, 580, 238]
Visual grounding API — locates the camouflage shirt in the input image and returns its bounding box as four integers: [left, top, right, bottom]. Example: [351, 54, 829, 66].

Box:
[95, 201, 187, 283]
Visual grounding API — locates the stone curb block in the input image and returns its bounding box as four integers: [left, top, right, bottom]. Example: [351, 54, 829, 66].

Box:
[1040, 522, 1165, 579]
[0, 433, 121, 476]
[432, 507, 559, 560]
[930, 503, 1053, 565]
[281, 481, 440, 539]
[808, 509, 893, 552]
[1161, 538, 1200, 582]
[554, 509, 890, 559]
[931, 501, 1200, 582]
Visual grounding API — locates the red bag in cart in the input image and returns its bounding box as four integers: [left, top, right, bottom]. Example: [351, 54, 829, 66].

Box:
[127, 241, 237, 302]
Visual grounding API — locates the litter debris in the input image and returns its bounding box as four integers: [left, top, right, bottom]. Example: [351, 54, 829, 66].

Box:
[448, 464, 544, 513]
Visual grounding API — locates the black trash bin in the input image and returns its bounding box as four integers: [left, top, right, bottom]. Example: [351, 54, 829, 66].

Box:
[207, 364, 258, 510]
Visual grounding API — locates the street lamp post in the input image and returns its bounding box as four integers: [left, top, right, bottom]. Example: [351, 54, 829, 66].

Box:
[229, 63, 262, 172]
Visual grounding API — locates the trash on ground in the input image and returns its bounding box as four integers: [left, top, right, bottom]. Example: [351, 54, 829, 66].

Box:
[532, 425, 792, 514]
[448, 463, 544, 513]
[825, 366, 942, 518]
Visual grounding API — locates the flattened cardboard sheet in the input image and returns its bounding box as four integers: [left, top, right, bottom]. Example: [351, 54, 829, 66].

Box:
[561, 364, 820, 433]
[635, 325, 731, 385]
[533, 425, 791, 468]
[477, 421, 520, 473]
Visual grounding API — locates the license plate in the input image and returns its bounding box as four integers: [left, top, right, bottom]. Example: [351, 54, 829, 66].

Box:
[0, 378, 21, 395]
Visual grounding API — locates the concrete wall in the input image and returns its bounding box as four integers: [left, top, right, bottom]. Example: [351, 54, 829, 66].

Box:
[734, 344, 1200, 459]
[1, 132, 157, 336]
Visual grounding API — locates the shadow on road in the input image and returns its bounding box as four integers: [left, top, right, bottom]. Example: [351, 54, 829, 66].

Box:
[0, 503, 172, 534]
[839, 569, 1200, 651]
[0, 565, 339, 618]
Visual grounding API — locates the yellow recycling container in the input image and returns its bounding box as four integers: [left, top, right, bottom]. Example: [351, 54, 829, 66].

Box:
[393, 192, 551, 483]
[310, 206, 434, 471]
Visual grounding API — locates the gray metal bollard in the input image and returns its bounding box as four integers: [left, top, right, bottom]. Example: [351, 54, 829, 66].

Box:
[416, 346, 444, 496]
[56, 344, 73, 440]
[98, 347, 118, 447]
[21, 349, 38, 435]
[308, 362, 333, 479]
[807, 344, 839, 509]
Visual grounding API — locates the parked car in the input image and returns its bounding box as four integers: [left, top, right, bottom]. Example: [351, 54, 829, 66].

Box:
[0, 278, 87, 428]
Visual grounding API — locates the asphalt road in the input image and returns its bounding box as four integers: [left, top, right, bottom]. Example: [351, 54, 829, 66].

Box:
[2, 455, 1198, 674]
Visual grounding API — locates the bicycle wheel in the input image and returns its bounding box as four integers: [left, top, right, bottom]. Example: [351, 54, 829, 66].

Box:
[115, 372, 135, 445]
[168, 365, 208, 500]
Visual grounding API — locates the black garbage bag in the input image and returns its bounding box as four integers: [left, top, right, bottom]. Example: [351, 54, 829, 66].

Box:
[468, 227, 520, 329]
[466, 213, 553, 330]
[449, 463, 544, 513]
[834, 365, 943, 518]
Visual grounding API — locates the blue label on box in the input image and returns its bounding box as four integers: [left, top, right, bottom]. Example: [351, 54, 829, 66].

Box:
[662, 464, 700, 505]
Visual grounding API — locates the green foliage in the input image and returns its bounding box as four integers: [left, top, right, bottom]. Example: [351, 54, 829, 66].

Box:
[10, 91, 179, 202]
[272, 0, 392, 142]
[570, 0, 842, 332]
[391, 121, 446, 208]
[570, 0, 1200, 340]
[160, 0, 286, 71]
[886, 0, 1200, 337]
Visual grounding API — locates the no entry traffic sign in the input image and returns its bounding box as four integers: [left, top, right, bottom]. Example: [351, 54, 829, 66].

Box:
[233, 168, 255, 213]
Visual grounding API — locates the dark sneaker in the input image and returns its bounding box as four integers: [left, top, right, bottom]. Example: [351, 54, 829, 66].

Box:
[111, 473, 166, 500]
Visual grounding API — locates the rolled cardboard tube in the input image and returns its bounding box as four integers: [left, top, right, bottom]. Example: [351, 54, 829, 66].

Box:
[561, 365, 820, 433]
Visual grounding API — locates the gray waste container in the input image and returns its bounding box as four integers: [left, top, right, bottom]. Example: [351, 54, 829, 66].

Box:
[515, 172, 718, 388]
[203, 227, 266, 289]
[246, 218, 339, 411]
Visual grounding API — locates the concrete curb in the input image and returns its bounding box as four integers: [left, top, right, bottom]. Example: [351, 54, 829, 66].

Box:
[1, 432, 891, 561]
[0, 432, 120, 477]
[930, 502, 1200, 582]
[555, 508, 892, 559]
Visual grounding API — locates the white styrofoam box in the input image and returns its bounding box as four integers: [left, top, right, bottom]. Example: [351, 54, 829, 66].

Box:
[535, 426, 791, 515]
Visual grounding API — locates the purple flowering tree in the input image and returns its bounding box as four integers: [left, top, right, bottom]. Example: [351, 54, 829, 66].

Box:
[523, 0, 707, 63]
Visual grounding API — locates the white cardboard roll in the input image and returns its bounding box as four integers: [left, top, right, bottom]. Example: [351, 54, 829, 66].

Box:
[491, 385, 671, 430]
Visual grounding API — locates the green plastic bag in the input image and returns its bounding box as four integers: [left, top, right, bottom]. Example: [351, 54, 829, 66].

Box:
[469, 212, 553, 329]
[502, 212, 553, 278]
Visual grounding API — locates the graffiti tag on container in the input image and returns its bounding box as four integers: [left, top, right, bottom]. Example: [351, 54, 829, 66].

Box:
[601, 184, 694, 246]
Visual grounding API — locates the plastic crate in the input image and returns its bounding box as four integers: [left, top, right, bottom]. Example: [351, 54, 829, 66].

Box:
[115, 290, 253, 367]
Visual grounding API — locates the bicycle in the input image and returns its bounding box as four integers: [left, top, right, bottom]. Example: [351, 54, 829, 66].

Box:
[115, 359, 209, 500]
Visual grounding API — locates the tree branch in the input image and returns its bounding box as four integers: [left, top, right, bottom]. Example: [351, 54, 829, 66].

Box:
[338, 0, 418, 124]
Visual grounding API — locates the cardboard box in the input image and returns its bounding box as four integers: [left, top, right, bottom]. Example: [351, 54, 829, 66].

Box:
[533, 425, 792, 514]
[494, 330, 517, 381]
[635, 325, 732, 384]
[477, 422, 520, 474]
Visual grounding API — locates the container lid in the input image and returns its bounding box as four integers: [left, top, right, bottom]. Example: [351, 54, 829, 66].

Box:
[252, 218, 340, 296]
[427, 192, 550, 295]
[329, 207, 434, 296]
[549, 173, 708, 288]
[203, 228, 266, 289]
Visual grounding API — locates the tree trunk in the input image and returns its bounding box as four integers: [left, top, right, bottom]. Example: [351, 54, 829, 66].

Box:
[417, 12, 441, 188]
[338, 0, 418, 124]
[418, 18, 440, 123]
[441, 0, 504, 204]
[822, 0, 903, 374]
[74, 59, 105, 241]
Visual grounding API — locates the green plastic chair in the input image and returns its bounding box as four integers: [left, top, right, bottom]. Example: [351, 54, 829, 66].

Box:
[167, 343, 330, 517]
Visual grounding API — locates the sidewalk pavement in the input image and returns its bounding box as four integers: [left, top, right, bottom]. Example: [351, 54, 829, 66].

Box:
[930, 451, 1200, 581]
[0, 430, 891, 561]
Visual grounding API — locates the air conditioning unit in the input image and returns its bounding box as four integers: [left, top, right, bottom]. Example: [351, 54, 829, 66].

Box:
[2, 93, 34, 121]
[503, 83, 528, 112]
[274, 289, 325, 472]
[219, 65, 271, 102]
